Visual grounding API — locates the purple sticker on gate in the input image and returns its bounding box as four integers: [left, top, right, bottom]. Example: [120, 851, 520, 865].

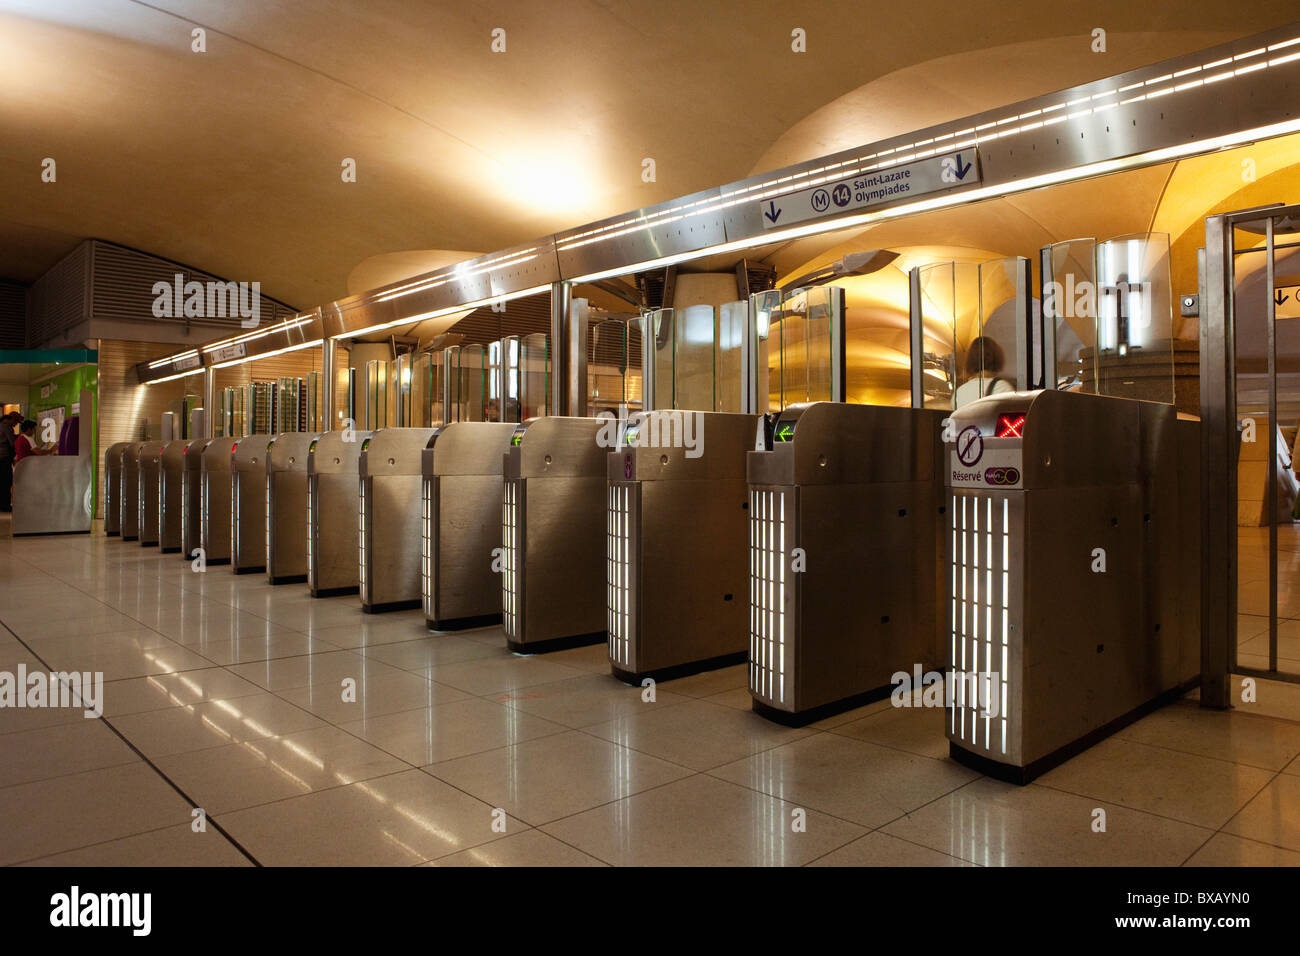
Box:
[624, 454, 633, 479]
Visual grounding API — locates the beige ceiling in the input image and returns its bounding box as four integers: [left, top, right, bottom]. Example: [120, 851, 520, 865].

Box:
[0, 0, 1295, 313]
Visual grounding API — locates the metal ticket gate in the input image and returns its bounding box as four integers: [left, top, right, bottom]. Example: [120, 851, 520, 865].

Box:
[502, 417, 609, 652]
[104, 441, 135, 536]
[266, 432, 318, 585]
[120, 442, 142, 541]
[607, 410, 758, 682]
[747, 403, 944, 723]
[159, 441, 188, 553]
[232, 434, 276, 574]
[307, 429, 371, 597]
[943, 389, 1199, 782]
[200, 439, 234, 565]
[421, 422, 517, 629]
[182, 439, 211, 559]
[136, 441, 165, 547]
[358, 427, 437, 612]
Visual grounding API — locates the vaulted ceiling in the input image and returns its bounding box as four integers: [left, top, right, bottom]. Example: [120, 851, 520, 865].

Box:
[1, 0, 1295, 312]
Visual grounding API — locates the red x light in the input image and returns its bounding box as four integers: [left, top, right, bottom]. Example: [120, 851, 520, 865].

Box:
[995, 413, 1026, 439]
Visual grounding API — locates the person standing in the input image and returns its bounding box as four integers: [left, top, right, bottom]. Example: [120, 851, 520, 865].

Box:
[0, 412, 18, 512]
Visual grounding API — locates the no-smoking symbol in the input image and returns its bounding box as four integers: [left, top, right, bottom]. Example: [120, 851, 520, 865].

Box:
[956, 426, 983, 466]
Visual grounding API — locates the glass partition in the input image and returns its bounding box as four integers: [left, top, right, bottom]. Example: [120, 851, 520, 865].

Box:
[673, 304, 716, 411]
[961, 256, 1028, 405]
[769, 287, 841, 410]
[717, 300, 747, 413]
[910, 261, 979, 410]
[749, 290, 780, 414]
[641, 308, 674, 412]
[1042, 238, 1097, 391]
[589, 320, 632, 416]
[1095, 232, 1175, 405]
[457, 344, 488, 422]
[519, 333, 549, 420]
[364, 360, 388, 430]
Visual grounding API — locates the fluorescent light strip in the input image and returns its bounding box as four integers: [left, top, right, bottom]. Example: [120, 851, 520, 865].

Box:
[201, 316, 315, 353]
[564, 115, 1300, 285]
[148, 349, 199, 369]
[554, 31, 1299, 250]
[141, 367, 207, 385]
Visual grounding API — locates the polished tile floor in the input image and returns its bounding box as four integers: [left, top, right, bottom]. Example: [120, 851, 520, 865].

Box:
[0, 521, 1298, 866]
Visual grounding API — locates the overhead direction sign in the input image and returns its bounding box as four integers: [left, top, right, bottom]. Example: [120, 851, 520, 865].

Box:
[759, 148, 981, 229]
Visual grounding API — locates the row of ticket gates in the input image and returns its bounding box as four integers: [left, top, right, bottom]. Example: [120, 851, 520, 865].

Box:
[102, 381, 1199, 783]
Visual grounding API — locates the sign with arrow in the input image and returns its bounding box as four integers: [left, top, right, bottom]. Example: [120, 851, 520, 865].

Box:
[1276, 286, 1300, 320]
[757, 148, 981, 230]
[774, 421, 796, 443]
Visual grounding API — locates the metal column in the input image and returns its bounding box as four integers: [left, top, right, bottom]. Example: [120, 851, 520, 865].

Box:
[322, 338, 336, 431]
[1200, 214, 1237, 709]
[202, 366, 215, 440]
[550, 281, 571, 416]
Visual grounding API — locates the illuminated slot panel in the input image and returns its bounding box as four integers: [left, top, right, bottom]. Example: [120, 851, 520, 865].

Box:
[606, 484, 633, 666]
[231, 476, 240, 562]
[358, 478, 369, 601]
[748, 488, 787, 705]
[306, 477, 316, 584]
[265, 475, 273, 572]
[501, 480, 520, 638]
[951, 490, 1010, 756]
[181, 476, 188, 548]
[420, 476, 433, 618]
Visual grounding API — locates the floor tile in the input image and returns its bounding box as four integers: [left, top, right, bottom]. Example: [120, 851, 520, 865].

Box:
[424, 829, 606, 867]
[216, 769, 525, 865]
[809, 830, 977, 867]
[155, 725, 409, 813]
[711, 732, 977, 828]
[339, 697, 568, 765]
[0, 719, 139, 787]
[883, 778, 1212, 866]
[1184, 831, 1300, 866]
[110, 692, 326, 758]
[1037, 737, 1275, 829]
[583, 699, 813, 771]
[1222, 774, 1300, 852]
[542, 774, 866, 866]
[492, 673, 689, 729]
[20, 823, 253, 867]
[425, 730, 693, 825]
[0, 763, 194, 866]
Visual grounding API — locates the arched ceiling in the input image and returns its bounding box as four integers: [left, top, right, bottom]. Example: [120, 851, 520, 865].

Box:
[0, 0, 1296, 314]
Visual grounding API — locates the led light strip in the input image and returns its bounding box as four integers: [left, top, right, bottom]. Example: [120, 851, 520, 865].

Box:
[421, 475, 434, 619]
[501, 480, 520, 639]
[748, 488, 787, 705]
[606, 484, 633, 666]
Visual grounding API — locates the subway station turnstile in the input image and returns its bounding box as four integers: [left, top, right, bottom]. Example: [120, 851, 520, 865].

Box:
[944, 389, 1199, 783]
[136, 441, 165, 547]
[104, 442, 132, 536]
[120, 442, 142, 541]
[748, 403, 944, 723]
[307, 429, 372, 598]
[607, 411, 758, 682]
[359, 427, 437, 613]
[182, 439, 211, 559]
[232, 434, 275, 574]
[200, 439, 234, 565]
[267, 432, 319, 585]
[159, 441, 188, 553]
[502, 417, 609, 652]
[421, 422, 517, 630]
[103, 441, 135, 536]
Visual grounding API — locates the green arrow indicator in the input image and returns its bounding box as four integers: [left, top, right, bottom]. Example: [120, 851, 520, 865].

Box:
[511, 434, 523, 446]
[775, 423, 795, 442]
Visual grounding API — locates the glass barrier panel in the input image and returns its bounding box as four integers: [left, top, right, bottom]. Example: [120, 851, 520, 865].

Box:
[639, 308, 674, 412]
[459, 344, 488, 422]
[519, 332, 549, 420]
[624, 321, 644, 412]
[750, 290, 780, 414]
[673, 304, 716, 411]
[962, 256, 1026, 406]
[589, 320, 630, 417]
[717, 300, 746, 413]
[1095, 232, 1175, 405]
[1043, 238, 1096, 391]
